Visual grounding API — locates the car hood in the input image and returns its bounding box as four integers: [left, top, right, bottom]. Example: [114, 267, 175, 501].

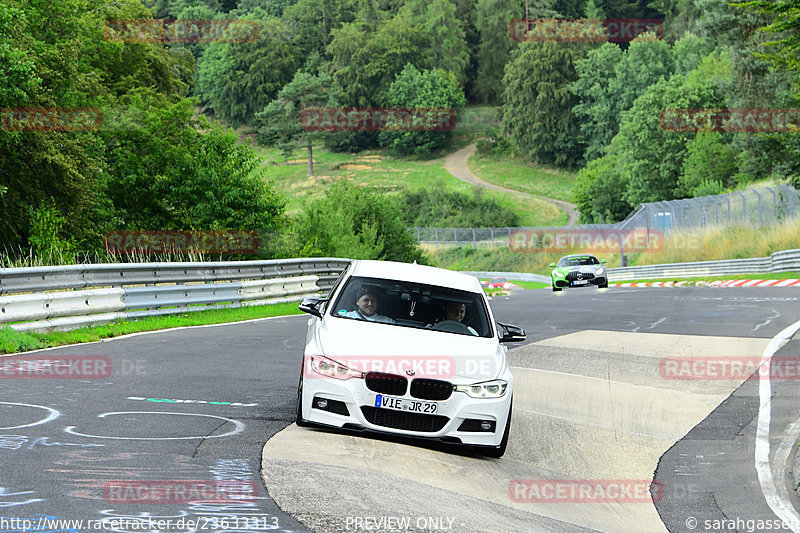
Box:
[555, 265, 602, 273]
[316, 317, 504, 382]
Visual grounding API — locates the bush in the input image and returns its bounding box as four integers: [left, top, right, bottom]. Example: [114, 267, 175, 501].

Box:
[292, 183, 426, 263]
[396, 187, 519, 227]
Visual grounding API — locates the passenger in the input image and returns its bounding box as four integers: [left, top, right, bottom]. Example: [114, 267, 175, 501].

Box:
[445, 302, 478, 335]
[344, 286, 395, 324]
[427, 302, 478, 335]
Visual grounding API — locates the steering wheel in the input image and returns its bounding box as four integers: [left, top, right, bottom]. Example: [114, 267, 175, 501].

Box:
[430, 320, 472, 334]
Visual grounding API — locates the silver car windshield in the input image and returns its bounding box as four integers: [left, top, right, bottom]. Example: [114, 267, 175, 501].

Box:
[330, 276, 493, 338]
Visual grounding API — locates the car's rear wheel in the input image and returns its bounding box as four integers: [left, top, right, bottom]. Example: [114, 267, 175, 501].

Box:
[478, 399, 512, 458]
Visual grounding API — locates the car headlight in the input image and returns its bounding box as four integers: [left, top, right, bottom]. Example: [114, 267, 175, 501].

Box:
[554, 271, 565, 278]
[596, 266, 604, 275]
[310, 356, 363, 380]
[455, 379, 508, 398]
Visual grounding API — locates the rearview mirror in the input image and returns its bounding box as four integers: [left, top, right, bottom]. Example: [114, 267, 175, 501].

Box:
[299, 297, 328, 318]
[498, 322, 526, 343]
[601, 259, 607, 263]
[549, 263, 556, 268]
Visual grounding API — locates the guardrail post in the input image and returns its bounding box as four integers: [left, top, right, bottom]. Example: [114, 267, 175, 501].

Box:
[489, 228, 494, 249]
[471, 228, 476, 250]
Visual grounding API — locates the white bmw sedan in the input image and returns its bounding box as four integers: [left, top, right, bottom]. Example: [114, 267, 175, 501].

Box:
[295, 260, 525, 458]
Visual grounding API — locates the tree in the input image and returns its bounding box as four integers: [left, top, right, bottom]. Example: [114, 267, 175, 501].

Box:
[378, 64, 466, 155]
[420, 0, 470, 86]
[196, 16, 301, 126]
[679, 132, 737, 196]
[257, 71, 338, 176]
[501, 41, 590, 168]
[616, 54, 728, 205]
[104, 90, 287, 240]
[573, 140, 634, 223]
[571, 43, 624, 162]
[474, 0, 520, 104]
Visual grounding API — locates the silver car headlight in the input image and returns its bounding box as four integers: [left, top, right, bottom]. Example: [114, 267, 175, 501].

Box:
[455, 379, 508, 398]
[596, 266, 605, 275]
[310, 355, 363, 380]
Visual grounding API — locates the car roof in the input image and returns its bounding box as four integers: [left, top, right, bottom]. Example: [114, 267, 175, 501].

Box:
[348, 260, 483, 293]
[559, 254, 598, 259]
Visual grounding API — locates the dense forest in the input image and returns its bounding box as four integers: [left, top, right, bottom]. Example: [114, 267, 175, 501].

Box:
[1, 0, 798, 263]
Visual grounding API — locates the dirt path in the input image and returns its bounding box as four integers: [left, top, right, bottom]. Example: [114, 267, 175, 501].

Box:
[444, 144, 579, 226]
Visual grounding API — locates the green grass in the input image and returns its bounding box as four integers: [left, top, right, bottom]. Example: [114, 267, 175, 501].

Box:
[0, 302, 303, 355]
[470, 152, 578, 203]
[251, 144, 565, 226]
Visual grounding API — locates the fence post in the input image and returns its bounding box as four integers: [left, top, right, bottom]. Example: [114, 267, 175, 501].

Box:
[754, 189, 762, 225]
[489, 228, 495, 249]
[736, 191, 747, 223]
[471, 228, 476, 250]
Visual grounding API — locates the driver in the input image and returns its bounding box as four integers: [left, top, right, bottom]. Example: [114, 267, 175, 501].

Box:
[344, 286, 395, 324]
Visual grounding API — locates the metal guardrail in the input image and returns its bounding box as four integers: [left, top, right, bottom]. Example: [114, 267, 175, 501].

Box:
[607, 249, 800, 281]
[0, 258, 350, 332]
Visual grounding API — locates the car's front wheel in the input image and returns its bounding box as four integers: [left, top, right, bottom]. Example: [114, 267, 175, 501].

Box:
[599, 282, 608, 288]
[552, 284, 562, 292]
[477, 399, 512, 458]
[295, 364, 311, 427]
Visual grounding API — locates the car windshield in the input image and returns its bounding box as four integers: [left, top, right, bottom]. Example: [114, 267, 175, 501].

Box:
[558, 256, 599, 267]
[330, 276, 493, 338]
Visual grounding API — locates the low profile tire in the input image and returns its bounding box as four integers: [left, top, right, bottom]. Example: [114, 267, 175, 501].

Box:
[599, 282, 608, 288]
[552, 284, 562, 292]
[295, 371, 311, 428]
[478, 399, 512, 458]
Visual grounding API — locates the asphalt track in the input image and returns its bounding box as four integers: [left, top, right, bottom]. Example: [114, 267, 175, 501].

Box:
[2, 286, 800, 533]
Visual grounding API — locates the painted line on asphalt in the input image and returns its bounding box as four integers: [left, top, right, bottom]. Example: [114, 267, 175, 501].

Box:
[756, 318, 800, 532]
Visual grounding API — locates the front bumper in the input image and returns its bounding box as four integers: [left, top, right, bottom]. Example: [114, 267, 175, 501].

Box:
[299, 373, 512, 447]
[553, 275, 607, 288]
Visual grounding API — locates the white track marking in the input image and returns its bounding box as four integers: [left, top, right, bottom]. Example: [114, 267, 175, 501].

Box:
[0, 402, 60, 430]
[756, 319, 800, 531]
[63, 411, 245, 440]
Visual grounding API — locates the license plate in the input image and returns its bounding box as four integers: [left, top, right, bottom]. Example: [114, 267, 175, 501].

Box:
[572, 280, 588, 285]
[375, 394, 438, 414]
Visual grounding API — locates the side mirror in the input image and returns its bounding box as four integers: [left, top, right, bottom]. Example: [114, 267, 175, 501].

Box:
[549, 263, 556, 268]
[498, 322, 526, 343]
[299, 297, 327, 318]
[601, 259, 607, 263]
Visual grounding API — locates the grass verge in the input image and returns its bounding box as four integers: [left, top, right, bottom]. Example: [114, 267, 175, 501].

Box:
[251, 144, 565, 226]
[470, 152, 577, 203]
[0, 302, 303, 355]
